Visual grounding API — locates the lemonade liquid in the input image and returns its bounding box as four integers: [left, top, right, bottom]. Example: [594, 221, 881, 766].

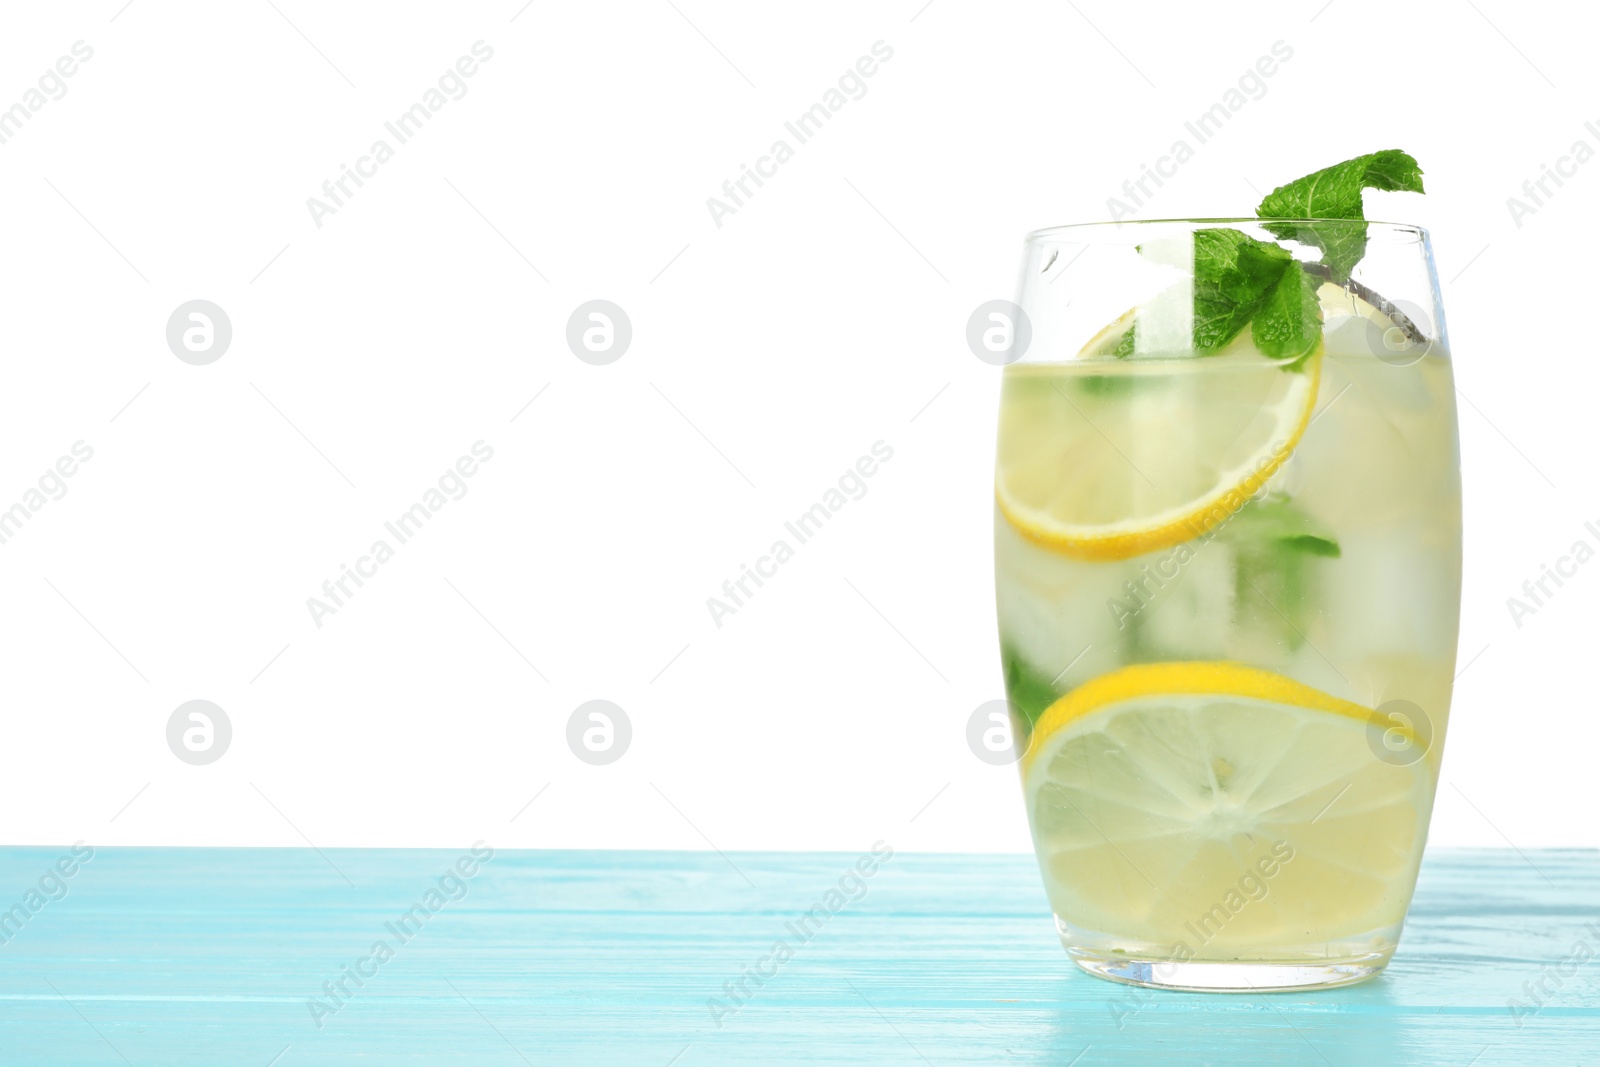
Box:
[996, 303, 1461, 968]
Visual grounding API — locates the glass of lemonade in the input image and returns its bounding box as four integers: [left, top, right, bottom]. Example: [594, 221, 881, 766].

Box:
[994, 219, 1461, 991]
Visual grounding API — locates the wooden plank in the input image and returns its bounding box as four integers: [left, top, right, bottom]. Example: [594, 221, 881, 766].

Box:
[0, 847, 1594, 1064]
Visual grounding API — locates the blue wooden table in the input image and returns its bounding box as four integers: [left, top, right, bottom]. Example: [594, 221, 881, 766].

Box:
[0, 847, 1594, 1064]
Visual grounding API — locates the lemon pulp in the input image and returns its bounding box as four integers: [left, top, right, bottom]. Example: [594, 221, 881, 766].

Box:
[1023, 663, 1429, 955]
[996, 338, 1321, 562]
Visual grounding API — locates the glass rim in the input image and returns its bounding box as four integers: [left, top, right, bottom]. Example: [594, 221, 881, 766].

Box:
[1024, 218, 1429, 241]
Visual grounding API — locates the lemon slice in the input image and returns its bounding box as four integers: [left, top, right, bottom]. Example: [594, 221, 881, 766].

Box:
[996, 339, 1321, 560]
[1077, 307, 1137, 357]
[1022, 662, 1430, 952]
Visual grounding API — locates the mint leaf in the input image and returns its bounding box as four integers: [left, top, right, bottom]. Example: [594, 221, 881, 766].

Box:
[1250, 264, 1323, 367]
[1258, 149, 1423, 218]
[1223, 497, 1341, 556]
[1001, 645, 1062, 728]
[1114, 228, 1321, 363]
[1191, 228, 1293, 352]
[1255, 149, 1425, 281]
[1100, 150, 1423, 363]
[1278, 533, 1341, 557]
[1224, 498, 1340, 650]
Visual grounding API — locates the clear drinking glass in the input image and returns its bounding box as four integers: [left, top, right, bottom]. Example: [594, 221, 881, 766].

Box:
[994, 219, 1461, 991]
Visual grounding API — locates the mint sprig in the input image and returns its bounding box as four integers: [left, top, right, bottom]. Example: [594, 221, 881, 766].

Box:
[1111, 150, 1427, 367]
[1256, 150, 1425, 282]
[1191, 229, 1293, 352]
[1251, 265, 1323, 367]
[1225, 497, 1342, 652]
[1116, 228, 1321, 365]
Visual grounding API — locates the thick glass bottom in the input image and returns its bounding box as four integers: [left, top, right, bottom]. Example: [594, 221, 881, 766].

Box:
[1057, 916, 1396, 992]
[1068, 948, 1390, 992]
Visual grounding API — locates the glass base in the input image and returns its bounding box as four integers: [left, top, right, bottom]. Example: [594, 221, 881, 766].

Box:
[1066, 946, 1391, 992]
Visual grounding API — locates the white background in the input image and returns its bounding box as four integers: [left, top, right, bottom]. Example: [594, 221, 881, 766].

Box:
[0, 0, 1593, 853]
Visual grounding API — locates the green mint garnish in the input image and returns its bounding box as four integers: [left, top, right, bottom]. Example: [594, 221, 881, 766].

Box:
[1274, 532, 1342, 558]
[1111, 150, 1426, 366]
[1250, 263, 1324, 368]
[1256, 149, 1425, 282]
[1116, 228, 1322, 365]
[1103, 496, 1340, 662]
[1223, 497, 1341, 558]
[1196, 230, 1324, 365]
[1001, 644, 1064, 728]
[1191, 228, 1295, 352]
[1225, 498, 1341, 649]
[1112, 326, 1136, 359]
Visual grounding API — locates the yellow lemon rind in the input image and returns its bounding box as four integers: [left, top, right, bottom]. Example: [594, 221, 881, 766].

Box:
[997, 343, 1323, 562]
[1022, 660, 1405, 775]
